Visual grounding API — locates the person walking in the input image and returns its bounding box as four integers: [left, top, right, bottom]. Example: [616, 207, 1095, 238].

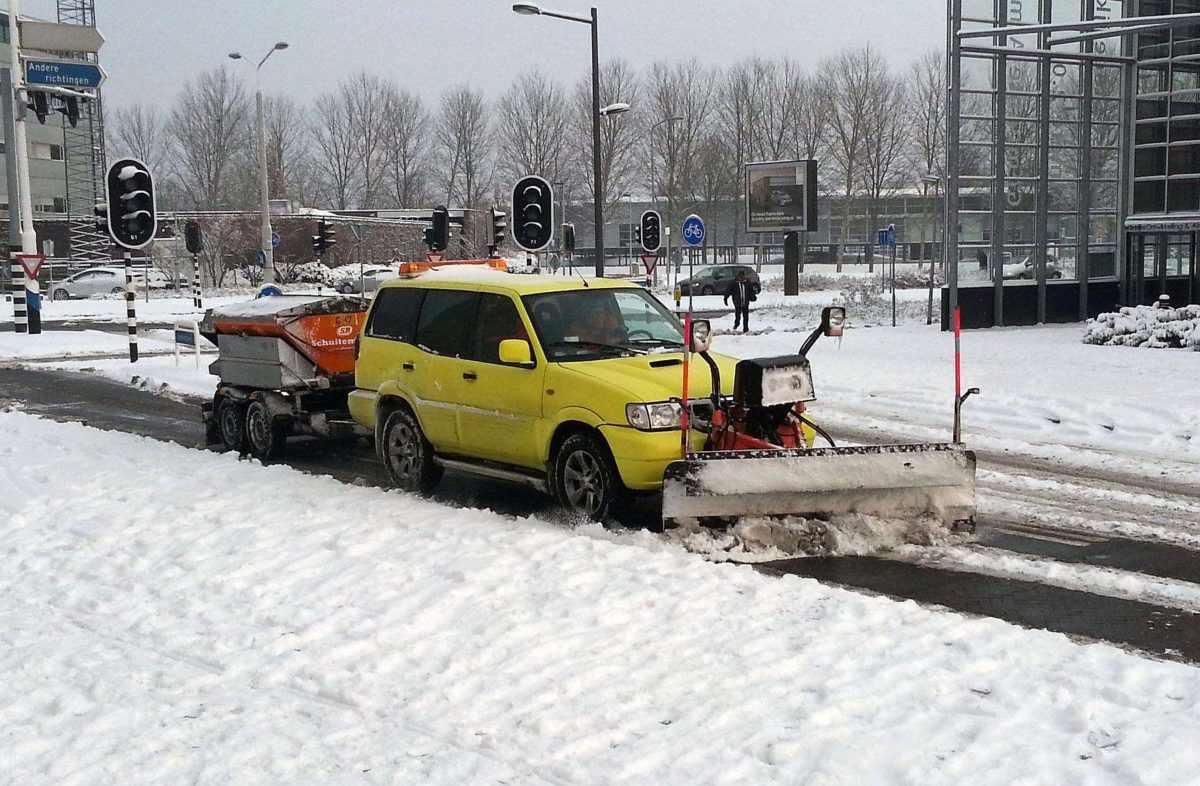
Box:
[723, 269, 755, 333]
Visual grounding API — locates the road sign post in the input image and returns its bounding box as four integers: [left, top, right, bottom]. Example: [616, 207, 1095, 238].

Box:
[682, 214, 705, 313]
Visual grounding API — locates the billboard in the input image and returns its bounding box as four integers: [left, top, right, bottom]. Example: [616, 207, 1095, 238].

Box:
[745, 159, 817, 233]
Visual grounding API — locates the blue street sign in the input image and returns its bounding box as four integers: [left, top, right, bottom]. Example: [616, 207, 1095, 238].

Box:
[682, 214, 705, 247]
[877, 226, 896, 247]
[174, 328, 196, 347]
[271, 230, 281, 248]
[254, 249, 267, 268]
[24, 59, 105, 90]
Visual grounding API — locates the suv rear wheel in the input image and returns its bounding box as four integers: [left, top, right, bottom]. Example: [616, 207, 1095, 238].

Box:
[382, 407, 442, 493]
[552, 432, 628, 521]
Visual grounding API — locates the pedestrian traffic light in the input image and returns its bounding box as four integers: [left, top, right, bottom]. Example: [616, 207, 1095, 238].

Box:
[184, 221, 204, 254]
[511, 176, 553, 252]
[640, 210, 662, 253]
[423, 205, 449, 253]
[28, 91, 50, 124]
[313, 218, 337, 256]
[562, 222, 576, 254]
[487, 206, 507, 256]
[105, 158, 157, 249]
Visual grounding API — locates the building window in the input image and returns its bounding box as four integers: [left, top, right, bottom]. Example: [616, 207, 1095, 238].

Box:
[49, 144, 64, 161]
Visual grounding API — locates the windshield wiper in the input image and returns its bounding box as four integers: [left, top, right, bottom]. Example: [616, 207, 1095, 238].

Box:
[625, 337, 684, 347]
[543, 340, 646, 355]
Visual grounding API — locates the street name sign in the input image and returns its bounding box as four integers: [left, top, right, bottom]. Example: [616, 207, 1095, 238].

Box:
[24, 58, 105, 90]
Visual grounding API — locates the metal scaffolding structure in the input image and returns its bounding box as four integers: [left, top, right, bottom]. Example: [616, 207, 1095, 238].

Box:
[56, 0, 108, 261]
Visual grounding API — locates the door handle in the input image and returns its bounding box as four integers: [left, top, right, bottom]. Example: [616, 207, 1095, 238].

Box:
[463, 371, 478, 381]
[402, 362, 415, 371]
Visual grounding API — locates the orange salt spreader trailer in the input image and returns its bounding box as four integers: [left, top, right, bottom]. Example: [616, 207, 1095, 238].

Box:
[200, 293, 372, 458]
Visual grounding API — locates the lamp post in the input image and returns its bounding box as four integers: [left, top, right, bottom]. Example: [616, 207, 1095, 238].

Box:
[513, 4, 624, 277]
[229, 42, 289, 285]
[648, 115, 682, 222]
[922, 173, 943, 325]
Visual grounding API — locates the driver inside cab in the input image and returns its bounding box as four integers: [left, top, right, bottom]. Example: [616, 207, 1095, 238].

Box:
[565, 295, 626, 346]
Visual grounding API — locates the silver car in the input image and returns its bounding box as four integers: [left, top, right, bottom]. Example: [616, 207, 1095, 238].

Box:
[334, 265, 398, 294]
[48, 267, 136, 300]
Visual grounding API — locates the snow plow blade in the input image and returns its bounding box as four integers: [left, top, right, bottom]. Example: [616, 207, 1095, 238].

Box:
[661, 443, 976, 526]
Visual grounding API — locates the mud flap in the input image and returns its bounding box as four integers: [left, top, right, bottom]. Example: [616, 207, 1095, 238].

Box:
[662, 443, 976, 527]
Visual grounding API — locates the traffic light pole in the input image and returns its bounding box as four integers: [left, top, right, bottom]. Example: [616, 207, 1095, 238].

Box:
[590, 6, 604, 278]
[7, 0, 38, 258]
[123, 251, 139, 363]
[192, 252, 202, 310]
[2, 67, 27, 334]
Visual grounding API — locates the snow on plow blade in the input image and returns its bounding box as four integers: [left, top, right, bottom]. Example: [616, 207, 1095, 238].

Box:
[662, 443, 976, 525]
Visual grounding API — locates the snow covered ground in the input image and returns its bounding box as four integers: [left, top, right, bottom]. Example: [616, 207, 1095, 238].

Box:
[0, 329, 178, 361]
[3, 410, 1200, 785]
[0, 293, 245, 325]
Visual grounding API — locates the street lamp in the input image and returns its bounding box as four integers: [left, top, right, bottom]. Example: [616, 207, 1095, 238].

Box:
[229, 41, 289, 284]
[513, 3, 608, 277]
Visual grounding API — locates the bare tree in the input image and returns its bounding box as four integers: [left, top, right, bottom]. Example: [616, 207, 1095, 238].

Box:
[381, 86, 431, 208]
[861, 71, 913, 263]
[817, 47, 883, 266]
[165, 67, 252, 209]
[109, 103, 167, 175]
[436, 85, 492, 211]
[344, 71, 391, 208]
[571, 59, 642, 216]
[909, 50, 947, 183]
[496, 69, 571, 186]
[311, 89, 360, 210]
[262, 94, 308, 202]
[646, 59, 717, 228]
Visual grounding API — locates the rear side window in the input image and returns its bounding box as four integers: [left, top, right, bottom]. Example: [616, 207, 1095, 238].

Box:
[366, 287, 425, 342]
[473, 293, 529, 364]
[416, 289, 479, 357]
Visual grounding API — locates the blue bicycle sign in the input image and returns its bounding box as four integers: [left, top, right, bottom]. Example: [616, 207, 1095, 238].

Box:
[682, 214, 705, 247]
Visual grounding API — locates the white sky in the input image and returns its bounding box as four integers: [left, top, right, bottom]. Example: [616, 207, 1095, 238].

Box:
[17, 0, 945, 110]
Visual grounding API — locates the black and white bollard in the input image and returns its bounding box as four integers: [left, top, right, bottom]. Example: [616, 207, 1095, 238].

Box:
[9, 251, 27, 334]
[124, 252, 139, 362]
[192, 252, 202, 309]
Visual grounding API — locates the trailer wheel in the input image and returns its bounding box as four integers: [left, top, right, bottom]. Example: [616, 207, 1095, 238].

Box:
[381, 408, 442, 494]
[245, 400, 288, 461]
[552, 432, 628, 521]
[216, 397, 246, 453]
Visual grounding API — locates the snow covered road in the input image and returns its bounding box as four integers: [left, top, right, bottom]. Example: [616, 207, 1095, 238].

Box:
[4, 410, 1200, 784]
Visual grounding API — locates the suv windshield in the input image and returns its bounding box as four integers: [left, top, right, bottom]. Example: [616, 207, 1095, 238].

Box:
[524, 288, 684, 361]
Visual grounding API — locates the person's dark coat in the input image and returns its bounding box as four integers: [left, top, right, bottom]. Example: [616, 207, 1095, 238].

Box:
[723, 278, 757, 308]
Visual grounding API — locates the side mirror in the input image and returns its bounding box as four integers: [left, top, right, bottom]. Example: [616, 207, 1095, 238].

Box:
[499, 339, 535, 367]
[821, 306, 846, 338]
[689, 319, 712, 353]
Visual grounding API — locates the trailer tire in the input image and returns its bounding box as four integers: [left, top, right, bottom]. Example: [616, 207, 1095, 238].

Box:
[216, 397, 246, 453]
[381, 407, 442, 494]
[552, 431, 628, 522]
[245, 400, 288, 461]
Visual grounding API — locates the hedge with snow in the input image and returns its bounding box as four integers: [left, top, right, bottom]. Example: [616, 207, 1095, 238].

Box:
[1083, 304, 1200, 350]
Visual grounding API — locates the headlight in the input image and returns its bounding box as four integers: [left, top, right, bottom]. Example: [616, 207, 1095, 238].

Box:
[626, 401, 682, 431]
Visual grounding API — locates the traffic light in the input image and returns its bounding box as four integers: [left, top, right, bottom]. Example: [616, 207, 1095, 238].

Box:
[94, 201, 108, 234]
[561, 222, 576, 254]
[313, 218, 337, 256]
[60, 96, 81, 128]
[511, 176, 553, 252]
[487, 206, 507, 256]
[423, 205, 449, 252]
[184, 221, 204, 254]
[640, 210, 662, 253]
[104, 158, 157, 249]
[28, 91, 50, 124]
[632, 225, 641, 247]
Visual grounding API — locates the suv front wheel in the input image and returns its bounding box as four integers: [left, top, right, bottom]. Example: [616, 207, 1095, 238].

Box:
[552, 432, 628, 521]
[382, 407, 442, 493]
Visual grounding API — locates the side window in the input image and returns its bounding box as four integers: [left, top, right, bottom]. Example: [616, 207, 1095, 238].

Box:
[472, 293, 529, 364]
[415, 289, 478, 357]
[366, 287, 424, 342]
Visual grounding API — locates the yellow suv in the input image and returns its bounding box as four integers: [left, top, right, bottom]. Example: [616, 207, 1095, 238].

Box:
[349, 270, 736, 519]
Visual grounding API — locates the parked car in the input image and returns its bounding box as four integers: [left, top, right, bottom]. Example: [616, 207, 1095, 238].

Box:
[334, 265, 399, 294]
[47, 266, 156, 300]
[1003, 255, 1063, 280]
[676, 265, 762, 296]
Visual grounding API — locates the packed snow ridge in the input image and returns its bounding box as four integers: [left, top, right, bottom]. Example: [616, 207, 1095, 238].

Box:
[1083, 303, 1200, 350]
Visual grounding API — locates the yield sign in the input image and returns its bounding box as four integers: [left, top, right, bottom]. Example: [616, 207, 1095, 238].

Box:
[640, 254, 660, 275]
[425, 252, 445, 263]
[16, 253, 45, 278]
